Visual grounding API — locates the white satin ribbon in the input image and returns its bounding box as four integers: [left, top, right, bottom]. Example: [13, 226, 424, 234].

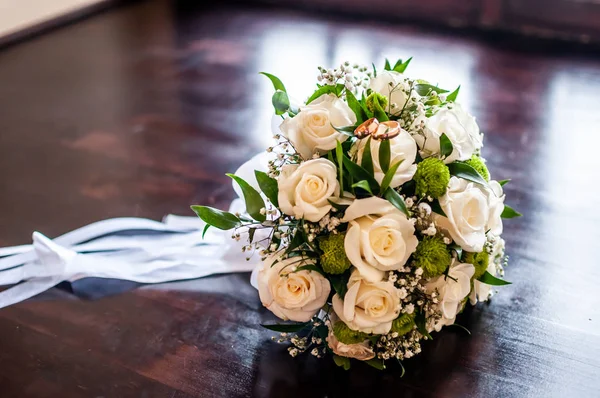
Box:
[0, 152, 274, 309]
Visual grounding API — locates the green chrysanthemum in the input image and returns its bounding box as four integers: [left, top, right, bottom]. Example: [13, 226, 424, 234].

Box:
[464, 155, 490, 181]
[366, 92, 389, 114]
[414, 157, 450, 198]
[333, 321, 368, 344]
[463, 251, 489, 279]
[391, 313, 415, 336]
[412, 236, 452, 278]
[318, 234, 351, 275]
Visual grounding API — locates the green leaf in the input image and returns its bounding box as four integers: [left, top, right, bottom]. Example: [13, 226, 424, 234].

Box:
[333, 355, 351, 370]
[414, 83, 449, 97]
[447, 162, 488, 187]
[384, 58, 391, 71]
[361, 136, 374, 176]
[372, 63, 377, 78]
[439, 133, 454, 158]
[478, 271, 512, 286]
[202, 223, 211, 239]
[331, 124, 357, 136]
[226, 174, 267, 222]
[330, 271, 351, 298]
[365, 359, 386, 370]
[430, 199, 447, 217]
[261, 322, 310, 333]
[307, 84, 344, 104]
[345, 90, 367, 123]
[501, 204, 522, 219]
[259, 72, 286, 92]
[371, 93, 389, 122]
[378, 139, 391, 173]
[393, 57, 412, 73]
[450, 244, 463, 260]
[336, 140, 344, 191]
[343, 156, 380, 195]
[191, 205, 241, 230]
[248, 227, 256, 243]
[383, 188, 409, 217]
[415, 311, 432, 339]
[294, 264, 326, 276]
[255, 170, 279, 207]
[448, 323, 471, 335]
[380, 159, 404, 193]
[352, 180, 374, 195]
[446, 85, 460, 102]
[272, 90, 290, 115]
[498, 179, 511, 187]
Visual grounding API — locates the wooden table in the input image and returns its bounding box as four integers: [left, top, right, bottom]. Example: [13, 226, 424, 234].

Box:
[0, 1, 599, 396]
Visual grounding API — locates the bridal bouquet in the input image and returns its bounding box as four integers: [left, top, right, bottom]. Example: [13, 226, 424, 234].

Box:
[192, 59, 520, 371]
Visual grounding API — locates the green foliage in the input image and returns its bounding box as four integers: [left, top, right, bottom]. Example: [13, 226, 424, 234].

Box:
[361, 137, 374, 176]
[391, 313, 415, 336]
[343, 156, 380, 195]
[261, 322, 310, 333]
[413, 236, 452, 278]
[414, 83, 449, 97]
[415, 310, 432, 339]
[307, 84, 345, 104]
[366, 92, 389, 114]
[447, 161, 488, 187]
[365, 359, 386, 370]
[259, 72, 286, 92]
[345, 89, 368, 123]
[191, 205, 241, 231]
[272, 90, 290, 115]
[255, 170, 279, 207]
[464, 155, 490, 182]
[333, 355, 351, 370]
[393, 57, 412, 73]
[378, 139, 391, 173]
[333, 321, 368, 344]
[478, 271, 512, 286]
[501, 205, 522, 218]
[446, 85, 460, 102]
[498, 179, 511, 187]
[463, 251, 489, 279]
[383, 188, 410, 217]
[352, 180, 374, 195]
[226, 174, 266, 222]
[329, 271, 351, 298]
[319, 234, 352, 274]
[414, 157, 451, 198]
[379, 160, 404, 193]
[368, 92, 389, 121]
[439, 133, 454, 159]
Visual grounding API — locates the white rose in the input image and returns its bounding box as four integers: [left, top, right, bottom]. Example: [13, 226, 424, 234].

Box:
[435, 177, 505, 252]
[342, 197, 418, 282]
[279, 94, 356, 159]
[415, 103, 483, 163]
[354, 129, 418, 189]
[278, 158, 340, 222]
[332, 270, 401, 334]
[257, 252, 330, 322]
[326, 323, 375, 361]
[426, 260, 475, 332]
[470, 235, 505, 305]
[368, 71, 409, 115]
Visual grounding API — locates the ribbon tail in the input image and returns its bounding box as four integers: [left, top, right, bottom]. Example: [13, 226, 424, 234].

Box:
[0, 276, 63, 309]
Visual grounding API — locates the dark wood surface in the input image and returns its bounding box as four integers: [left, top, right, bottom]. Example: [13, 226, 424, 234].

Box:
[1, 1, 599, 397]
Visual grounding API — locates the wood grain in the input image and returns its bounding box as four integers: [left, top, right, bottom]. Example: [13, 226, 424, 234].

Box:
[0, 0, 599, 396]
